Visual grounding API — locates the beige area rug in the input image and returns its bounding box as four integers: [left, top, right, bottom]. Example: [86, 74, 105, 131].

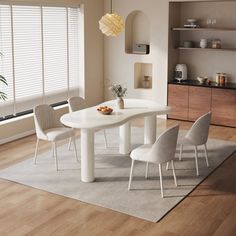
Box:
[0, 127, 235, 222]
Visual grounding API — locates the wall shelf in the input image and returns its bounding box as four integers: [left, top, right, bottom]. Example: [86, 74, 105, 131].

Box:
[172, 27, 236, 32]
[177, 47, 236, 51]
[126, 52, 149, 55]
[168, 1, 236, 87]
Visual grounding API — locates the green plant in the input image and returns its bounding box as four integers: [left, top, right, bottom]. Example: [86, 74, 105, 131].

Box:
[109, 84, 127, 98]
[0, 75, 7, 100]
[0, 52, 7, 101]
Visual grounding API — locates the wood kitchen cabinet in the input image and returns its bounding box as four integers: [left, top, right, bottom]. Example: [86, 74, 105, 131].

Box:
[168, 83, 236, 127]
[188, 87, 211, 121]
[211, 88, 236, 127]
[168, 84, 188, 120]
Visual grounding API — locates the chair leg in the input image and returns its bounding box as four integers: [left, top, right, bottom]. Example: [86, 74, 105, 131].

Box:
[194, 146, 199, 176]
[171, 160, 178, 186]
[51, 142, 54, 157]
[204, 144, 209, 167]
[128, 159, 135, 190]
[179, 144, 183, 161]
[166, 162, 169, 170]
[145, 162, 149, 179]
[72, 137, 79, 162]
[34, 139, 39, 164]
[68, 138, 72, 150]
[103, 130, 108, 148]
[53, 142, 58, 171]
[158, 164, 164, 198]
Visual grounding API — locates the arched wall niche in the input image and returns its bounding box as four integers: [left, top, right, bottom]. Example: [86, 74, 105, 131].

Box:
[125, 10, 150, 54]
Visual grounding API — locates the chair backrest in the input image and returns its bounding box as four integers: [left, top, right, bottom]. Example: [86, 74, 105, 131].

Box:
[147, 125, 179, 164]
[33, 104, 62, 139]
[68, 96, 86, 112]
[185, 112, 212, 146]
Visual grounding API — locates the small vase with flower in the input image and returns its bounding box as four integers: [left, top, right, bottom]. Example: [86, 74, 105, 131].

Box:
[109, 84, 127, 109]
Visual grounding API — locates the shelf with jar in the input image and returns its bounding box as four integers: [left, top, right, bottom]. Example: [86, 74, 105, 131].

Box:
[176, 38, 236, 51]
[168, 1, 236, 93]
[177, 47, 236, 51]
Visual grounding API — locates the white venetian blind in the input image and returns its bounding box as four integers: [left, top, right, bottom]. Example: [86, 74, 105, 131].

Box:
[0, 5, 81, 118]
[43, 7, 68, 105]
[68, 8, 81, 97]
[13, 5, 43, 113]
[0, 5, 14, 116]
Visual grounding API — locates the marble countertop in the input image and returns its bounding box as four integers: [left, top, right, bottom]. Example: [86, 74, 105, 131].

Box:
[169, 80, 236, 90]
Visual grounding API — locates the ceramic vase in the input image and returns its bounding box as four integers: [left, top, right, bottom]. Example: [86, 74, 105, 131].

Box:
[200, 39, 208, 48]
[116, 97, 124, 109]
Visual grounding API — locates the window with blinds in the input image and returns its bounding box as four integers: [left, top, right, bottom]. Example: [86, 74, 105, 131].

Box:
[0, 5, 82, 118]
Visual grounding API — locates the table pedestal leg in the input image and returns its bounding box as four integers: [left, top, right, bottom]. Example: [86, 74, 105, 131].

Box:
[81, 129, 95, 182]
[144, 115, 157, 144]
[144, 115, 156, 175]
[119, 122, 131, 154]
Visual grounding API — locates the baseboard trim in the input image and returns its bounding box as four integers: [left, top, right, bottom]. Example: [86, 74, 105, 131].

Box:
[0, 130, 35, 145]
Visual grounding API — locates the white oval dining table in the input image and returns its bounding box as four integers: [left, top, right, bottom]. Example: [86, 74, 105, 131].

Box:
[61, 99, 171, 182]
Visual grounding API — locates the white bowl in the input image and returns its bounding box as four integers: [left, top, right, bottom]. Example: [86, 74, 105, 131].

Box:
[197, 77, 208, 84]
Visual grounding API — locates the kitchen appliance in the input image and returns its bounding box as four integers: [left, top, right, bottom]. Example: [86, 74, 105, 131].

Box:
[175, 64, 188, 82]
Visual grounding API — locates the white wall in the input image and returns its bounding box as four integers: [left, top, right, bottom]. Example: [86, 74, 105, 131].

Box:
[104, 0, 232, 103]
[0, 0, 104, 143]
[104, 0, 169, 105]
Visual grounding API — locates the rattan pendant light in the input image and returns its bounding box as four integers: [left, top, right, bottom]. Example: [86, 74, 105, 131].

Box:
[99, 0, 124, 37]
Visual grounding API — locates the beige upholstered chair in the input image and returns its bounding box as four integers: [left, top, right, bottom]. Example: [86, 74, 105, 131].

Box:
[128, 125, 179, 198]
[179, 112, 211, 176]
[68, 96, 87, 113]
[33, 104, 78, 170]
[67, 96, 109, 148]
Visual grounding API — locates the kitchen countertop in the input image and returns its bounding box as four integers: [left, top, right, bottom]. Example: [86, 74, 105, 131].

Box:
[168, 79, 236, 90]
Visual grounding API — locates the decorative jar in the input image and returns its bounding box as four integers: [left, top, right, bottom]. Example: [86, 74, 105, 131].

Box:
[142, 76, 151, 88]
[212, 39, 221, 49]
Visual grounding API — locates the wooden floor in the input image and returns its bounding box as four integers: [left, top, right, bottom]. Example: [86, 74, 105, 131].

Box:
[0, 118, 235, 236]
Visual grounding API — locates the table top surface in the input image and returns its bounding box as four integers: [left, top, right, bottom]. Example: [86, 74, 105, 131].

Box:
[60, 99, 171, 129]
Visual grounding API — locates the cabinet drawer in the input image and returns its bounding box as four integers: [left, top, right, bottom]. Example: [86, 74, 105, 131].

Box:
[189, 87, 211, 121]
[211, 88, 236, 127]
[168, 84, 189, 120]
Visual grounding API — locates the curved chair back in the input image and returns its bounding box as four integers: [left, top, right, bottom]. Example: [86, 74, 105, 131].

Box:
[185, 112, 212, 146]
[148, 125, 179, 164]
[33, 104, 62, 139]
[68, 96, 86, 112]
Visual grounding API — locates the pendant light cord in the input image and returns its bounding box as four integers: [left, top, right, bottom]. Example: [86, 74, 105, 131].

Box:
[110, 0, 113, 14]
